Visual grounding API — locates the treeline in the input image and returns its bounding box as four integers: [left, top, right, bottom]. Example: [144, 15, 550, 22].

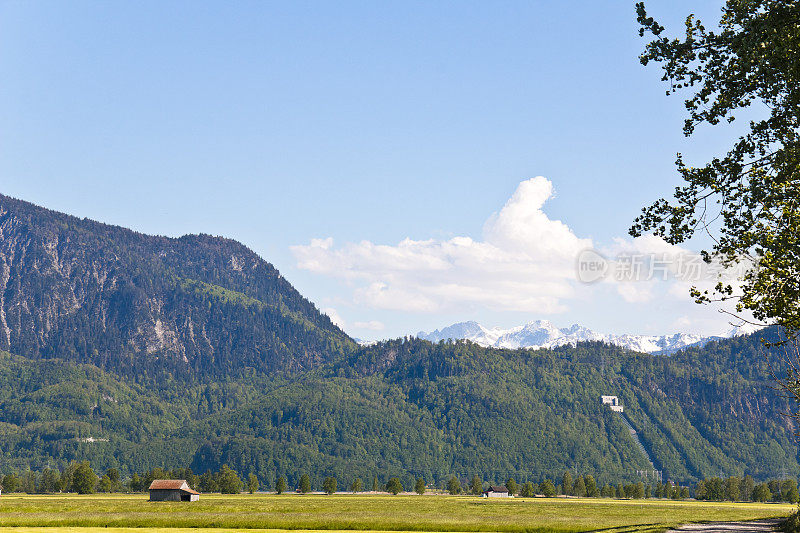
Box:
[694, 476, 799, 503]
[4, 462, 798, 504]
[103, 464, 255, 495]
[441, 472, 690, 500]
[0, 463, 227, 495]
[0, 462, 120, 494]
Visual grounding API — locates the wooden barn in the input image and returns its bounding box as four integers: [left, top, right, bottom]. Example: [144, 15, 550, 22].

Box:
[483, 486, 510, 498]
[148, 479, 200, 501]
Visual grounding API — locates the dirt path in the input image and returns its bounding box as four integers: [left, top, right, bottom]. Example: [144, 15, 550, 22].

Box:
[669, 519, 782, 532]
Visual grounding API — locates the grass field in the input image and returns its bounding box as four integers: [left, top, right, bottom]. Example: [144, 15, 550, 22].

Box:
[0, 494, 794, 533]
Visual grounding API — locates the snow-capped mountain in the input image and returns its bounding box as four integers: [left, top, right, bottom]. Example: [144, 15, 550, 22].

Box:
[416, 320, 760, 354]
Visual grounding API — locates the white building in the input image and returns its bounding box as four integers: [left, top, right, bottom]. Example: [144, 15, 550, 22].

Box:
[601, 395, 623, 412]
[483, 486, 511, 498]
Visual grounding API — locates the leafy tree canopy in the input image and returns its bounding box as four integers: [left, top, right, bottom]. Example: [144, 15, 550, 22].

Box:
[323, 476, 337, 495]
[447, 476, 462, 495]
[247, 473, 259, 494]
[276, 476, 288, 494]
[632, 1, 800, 336]
[385, 477, 403, 495]
[217, 465, 243, 494]
[299, 474, 311, 494]
[539, 479, 556, 498]
[561, 471, 573, 496]
[505, 478, 517, 496]
[520, 481, 536, 498]
[72, 462, 97, 495]
[470, 475, 483, 495]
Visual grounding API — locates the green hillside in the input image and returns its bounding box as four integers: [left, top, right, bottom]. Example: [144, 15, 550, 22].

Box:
[0, 331, 796, 487]
[0, 194, 795, 488]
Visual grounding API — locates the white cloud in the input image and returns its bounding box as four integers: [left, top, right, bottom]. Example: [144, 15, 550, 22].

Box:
[671, 315, 693, 330]
[353, 320, 385, 331]
[597, 235, 750, 304]
[484, 177, 588, 259]
[322, 307, 346, 328]
[293, 176, 750, 334]
[616, 283, 654, 303]
[292, 177, 591, 313]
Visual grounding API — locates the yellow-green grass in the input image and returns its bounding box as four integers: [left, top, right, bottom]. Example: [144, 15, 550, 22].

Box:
[0, 494, 793, 533]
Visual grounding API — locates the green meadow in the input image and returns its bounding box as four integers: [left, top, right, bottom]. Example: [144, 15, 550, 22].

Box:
[0, 494, 794, 533]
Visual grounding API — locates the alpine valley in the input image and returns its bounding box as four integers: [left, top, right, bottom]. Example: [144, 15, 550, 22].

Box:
[0, 193, 797, 488]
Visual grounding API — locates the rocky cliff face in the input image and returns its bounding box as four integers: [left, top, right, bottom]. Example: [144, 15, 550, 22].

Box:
[0, 194, 352, 377]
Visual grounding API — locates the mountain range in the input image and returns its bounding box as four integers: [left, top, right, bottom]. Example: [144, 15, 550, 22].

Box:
[417, 320, 761, 354]
[0, 192, 795, 489]
[0, 193, 352, 378]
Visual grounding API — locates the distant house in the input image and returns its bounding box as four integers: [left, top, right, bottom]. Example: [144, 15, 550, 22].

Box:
[148, 479, 199, 501]
[601, 395, 624, 412]
[483, 486, 510, 498]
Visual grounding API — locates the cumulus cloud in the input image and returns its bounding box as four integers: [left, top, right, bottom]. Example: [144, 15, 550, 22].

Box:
[293, 176, 753, 335]
[616, 283, 654, 304]
[322, 307, 346, 328]
[292, 177, 592, 313]
[484, 177, 588, 259]
[596, 234, 749, 304]
[353, 320, 385, 331]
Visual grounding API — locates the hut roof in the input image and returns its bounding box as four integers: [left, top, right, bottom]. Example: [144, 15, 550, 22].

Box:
[148, 479, 199, 494]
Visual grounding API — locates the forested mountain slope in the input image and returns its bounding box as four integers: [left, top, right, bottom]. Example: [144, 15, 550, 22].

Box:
[0, 332, 795, 488]
[621, 329, 796, 481]
[0, 194, 352, 377]
[0, 194, 795, 489]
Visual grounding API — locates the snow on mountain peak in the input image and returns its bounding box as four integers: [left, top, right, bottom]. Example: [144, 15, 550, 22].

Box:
[725, 322, 763, 338]
[416, 320, 757, 354]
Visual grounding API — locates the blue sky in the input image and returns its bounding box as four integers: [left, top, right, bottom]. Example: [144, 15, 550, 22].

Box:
[1, 1, 747, 340]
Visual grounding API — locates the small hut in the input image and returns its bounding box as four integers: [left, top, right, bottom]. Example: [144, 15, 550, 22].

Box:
[148, 479, 199, 501]
[483, 486, 510, 498]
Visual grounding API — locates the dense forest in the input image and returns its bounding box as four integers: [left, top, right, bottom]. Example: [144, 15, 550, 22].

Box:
[0, 331, 795, 488]
[0, 194, 797, 488]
